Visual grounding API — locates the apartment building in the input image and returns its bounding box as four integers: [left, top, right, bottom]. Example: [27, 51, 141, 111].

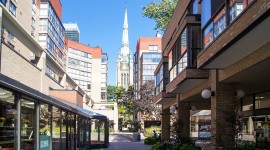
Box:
[66, 40, 108, 102]
[154, 0, 270, 149]
[63, 23, 80, 42]
[0, 0, 108, 149]
[134, 34, 162, 98]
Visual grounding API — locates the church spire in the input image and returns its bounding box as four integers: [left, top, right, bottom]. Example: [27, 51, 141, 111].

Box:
[121, 5, 129, 50]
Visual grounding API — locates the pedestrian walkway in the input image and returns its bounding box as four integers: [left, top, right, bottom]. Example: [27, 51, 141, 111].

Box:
[95, 132, 151, 150]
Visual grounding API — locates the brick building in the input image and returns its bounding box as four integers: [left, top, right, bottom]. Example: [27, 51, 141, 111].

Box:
[154, 0, 270, 149]
[0, 0, 108, 149]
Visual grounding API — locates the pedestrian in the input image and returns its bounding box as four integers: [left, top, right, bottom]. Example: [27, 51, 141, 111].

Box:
[151, 130, 157, 138]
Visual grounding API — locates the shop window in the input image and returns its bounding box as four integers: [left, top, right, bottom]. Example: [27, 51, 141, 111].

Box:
[21, 99, 35, 149]
[255, 91, 270, 110]
[61, 111, 67, 150]
[68, 113, 76, 149]
[91, 119, 98, 144]
[0, 88, 16, 149]
[39, 103, 52, 150]
[242, 95, 253, 111]
[99, 121, 105, 143]
[52, 106, 61, 149]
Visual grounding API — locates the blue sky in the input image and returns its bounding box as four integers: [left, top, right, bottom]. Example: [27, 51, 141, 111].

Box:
[61, 0, 157, 85]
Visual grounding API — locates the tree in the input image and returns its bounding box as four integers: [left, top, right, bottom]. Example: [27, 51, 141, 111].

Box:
[114, 86, 125, 103]
[142, 0, 178, 32]
[107, 85, 116, 101]
[135, 80, 157, 113]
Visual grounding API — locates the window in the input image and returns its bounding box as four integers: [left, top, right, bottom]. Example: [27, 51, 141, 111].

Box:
[21, 99, 35, 149]
[9, 2, 16, 16]
[39, 103, 52, 150]
[213, 7, 226, 38]
[201, 0, 211, 27]
[149, 45, 158, 51]
[0, 0, 7, 6]
[230, 0, 244, 22]
[8, 32, 15, 41]
[0, 88, 16, 149]
[45, 66, 59, 82]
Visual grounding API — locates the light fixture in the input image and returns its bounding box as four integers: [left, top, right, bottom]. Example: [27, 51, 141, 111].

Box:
[156, 112, 161, 117]
[236, 89, 245, 98]
[201, 89, 215, 99]
[170, 105, 177, 113]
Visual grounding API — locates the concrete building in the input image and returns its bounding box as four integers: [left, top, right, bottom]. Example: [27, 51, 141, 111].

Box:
[66, 40, 108, 102]
[116, 7, 133, 89]
[134, 35, 162, 128]
[101, 53, 108, 101]
[134, 34, 162, 99]
[0, 0, 108, 149]
[154, 0, 270, 149]
[63, 23, 80, 42]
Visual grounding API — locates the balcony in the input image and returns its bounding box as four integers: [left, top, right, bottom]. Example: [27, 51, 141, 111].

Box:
[153, 57, 176, 104]
[198, 0, 270, 69]
[166, 69, 208, 94]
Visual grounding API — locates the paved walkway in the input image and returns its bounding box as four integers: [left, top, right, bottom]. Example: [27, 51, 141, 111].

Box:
[95, 133, 151, 150]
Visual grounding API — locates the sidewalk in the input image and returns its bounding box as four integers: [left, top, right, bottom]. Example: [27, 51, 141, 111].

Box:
[97, 132, 151, 150]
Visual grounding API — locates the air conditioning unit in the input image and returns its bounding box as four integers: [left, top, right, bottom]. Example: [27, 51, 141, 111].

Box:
[29, 52, 35, 60]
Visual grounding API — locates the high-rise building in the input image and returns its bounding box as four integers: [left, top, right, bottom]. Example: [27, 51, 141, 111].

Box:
[63, 23, 80, 42]
[66, 40, 108, 102]
[134, 34, 162, 99]
[116, 7, 133, 88]
[101, 53, 108, 101]
[39, 0, 66, 70]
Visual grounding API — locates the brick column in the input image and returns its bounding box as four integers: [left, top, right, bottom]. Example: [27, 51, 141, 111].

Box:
[176, 94, 190, 138]
[210, 70, 235, 149]
[161, 107, 170, 140]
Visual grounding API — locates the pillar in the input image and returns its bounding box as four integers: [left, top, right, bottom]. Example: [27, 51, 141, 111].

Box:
[161, 107, 170, 140]
[210, 70, 235, 149]
[114, 102, 118, 131]
[176, 94, 190, 138]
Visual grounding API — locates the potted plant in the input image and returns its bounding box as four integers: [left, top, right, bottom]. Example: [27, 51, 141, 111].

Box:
[0, 117, 5, 127]
[23, 119, 30, 127]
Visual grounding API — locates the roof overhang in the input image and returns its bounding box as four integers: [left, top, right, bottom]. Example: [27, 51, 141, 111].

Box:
[198, 9, 270, 69]
[153, 91, 175, 104]
[166, 69, 209, 94]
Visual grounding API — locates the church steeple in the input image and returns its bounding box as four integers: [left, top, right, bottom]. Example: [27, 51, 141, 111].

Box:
[116, 4, 134, 88]
[121, 6, 130, 56]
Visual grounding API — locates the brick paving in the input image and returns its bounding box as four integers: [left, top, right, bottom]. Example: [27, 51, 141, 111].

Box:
[96, 133, 151, 150]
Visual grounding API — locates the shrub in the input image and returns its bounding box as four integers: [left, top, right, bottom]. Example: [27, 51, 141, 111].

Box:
[144, 137, 159, 145]
[151, 142, 166, 150]
[179, 144, 199, 150]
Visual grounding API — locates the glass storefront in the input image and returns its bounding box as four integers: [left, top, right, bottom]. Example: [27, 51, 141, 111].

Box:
[0, 85, 108, 150]
[0, 88, 16, 149]
[241, 91, 270, 149]
[40, 103, 52, 150]
[52, 106, 61, 149]
[21, 99, 35, 149]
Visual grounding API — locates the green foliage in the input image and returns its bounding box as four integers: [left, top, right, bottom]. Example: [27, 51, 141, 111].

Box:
[145, 126, 161, 137]
[179, 144, 198, 150]
[144, 137, 159, 145]
[142, 0, 178, 32]
[0, 117, 5, 122]
[151, 142, 166, 150]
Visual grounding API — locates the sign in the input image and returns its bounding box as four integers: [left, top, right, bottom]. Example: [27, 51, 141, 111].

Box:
[40, 135, 50, 150]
